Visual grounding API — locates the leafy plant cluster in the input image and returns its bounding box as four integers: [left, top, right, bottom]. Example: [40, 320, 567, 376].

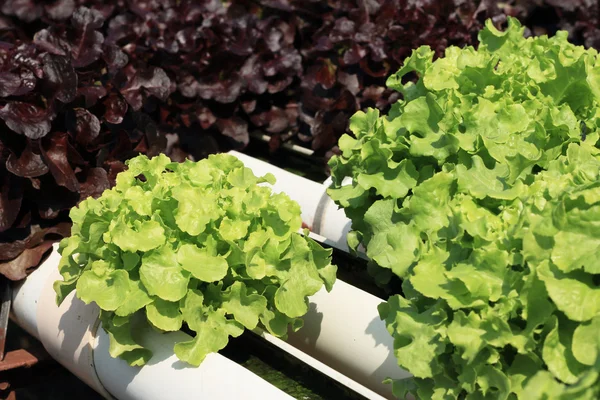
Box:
[3, 0, 600, 280]
[0, 6, 176, 280]
[1, 0, 507, 155]
[55, 153, 336, 366]
[328, 18, 600, 399]
[0, 0, 493, 280]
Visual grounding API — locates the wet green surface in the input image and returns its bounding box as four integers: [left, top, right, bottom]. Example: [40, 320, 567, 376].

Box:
[235, 352, 324, 399]
[221, 331, 366, 400]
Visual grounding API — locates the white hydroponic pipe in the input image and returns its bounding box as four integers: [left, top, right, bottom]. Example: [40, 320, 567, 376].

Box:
[11, 245, 292, 400]
[11, 151, 408, 400]
[229, 151, 411, 399]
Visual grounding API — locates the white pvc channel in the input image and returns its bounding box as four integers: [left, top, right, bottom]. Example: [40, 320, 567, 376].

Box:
[10, 211, 387, 398]
[11, 246, 291, 400]
[9, 150, 408, 400]
[230, 151, 411, 399]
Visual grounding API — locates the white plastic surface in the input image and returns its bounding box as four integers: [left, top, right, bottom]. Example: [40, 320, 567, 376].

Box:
[11, 246, 60, 338]
[287, 280, 410, 399]
[318, 176, 353, 252]
[11, 245, 291, 400]
[95, 327, 291, 400]
[13, 244, 111, 398]
[230, 152, 411, 398]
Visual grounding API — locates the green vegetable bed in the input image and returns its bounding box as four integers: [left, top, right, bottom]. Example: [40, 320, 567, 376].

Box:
[54, 153, 336, 367]
[329, 17, 600, 400]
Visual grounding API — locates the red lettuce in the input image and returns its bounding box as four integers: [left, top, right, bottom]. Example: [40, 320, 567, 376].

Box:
[2, 0, 600, 279]
[0, 7, 176, 279]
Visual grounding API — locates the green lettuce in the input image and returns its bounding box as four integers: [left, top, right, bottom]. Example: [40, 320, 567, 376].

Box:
[329, 17, 600, 399]
[55, 153, 336, 366]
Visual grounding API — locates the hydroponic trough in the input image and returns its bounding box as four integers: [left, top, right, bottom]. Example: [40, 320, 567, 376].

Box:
[11, 245, 292, 400]
[9, 151, 409, 400]
[231, 151, 410, 398]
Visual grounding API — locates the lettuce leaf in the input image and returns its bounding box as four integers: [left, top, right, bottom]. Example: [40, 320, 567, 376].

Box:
[329, 17, 600, 399]
[55, 153, 336, 366]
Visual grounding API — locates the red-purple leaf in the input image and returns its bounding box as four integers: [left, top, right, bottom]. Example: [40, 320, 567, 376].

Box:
[0, 72, 21, 97]
[77, 85, 107, 107]
[0, 102, 53, 139]
[70, 108, 101, 145]
[105, 14, 133, 45]
[8, 46, 43, 80]
[314, 36, 333, 51]
[6, 140, 49, 178]
[0, 168, 23, 232]
[331, 89, 358, 111]
[196, 107, 216, 129]
[310, 110, 342, 152]
[33, 29, 70, 56]
[268, 133, 281, 153]
[106, 160, 126, 186]
[44, 0, 75, 20]
[329, 18, 356, 42]
[0, 240, 53, 281]
[368, 38, 387, 62]
[70, 7, 105, 68]
[42, 53, 77, 103]
[103, 94, 128, 124]
[174, 27, 199, 53]
[267, 76, 294, 93]
[1, 0, 43, 23]
[177, 73, 200, 98]
[359, 58, 390, 77]
[0, 222, 70, 262]
[241, 99, 257, 114]
[66, 139, 86, 166]
[216, 117, 249, 146]
[342, 44, 367, 65]
[262, 48, 301, 76]
[13, 208, 31, 229]
[105, 130, 133, 161]
[205, 79, 244, 104]
[12, 69, 37, 96]
[240, 55, 268, 94]
[79, 167, 109, 201]
[120, 67, 172, 110]
[250, 107, 291, 133]
[72, 29, 104, 68]
[72, 6, 105, 34]
[338, 71, 360, 95]
[306, 58, 337, 90]
[132, 112, 166, 157]
[41, 132, 79, 192]
[35, 178, 79, 219]
[102, 44, 129, 73]
[260, 0, 293, 12]
[361, 85, 385, 102]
